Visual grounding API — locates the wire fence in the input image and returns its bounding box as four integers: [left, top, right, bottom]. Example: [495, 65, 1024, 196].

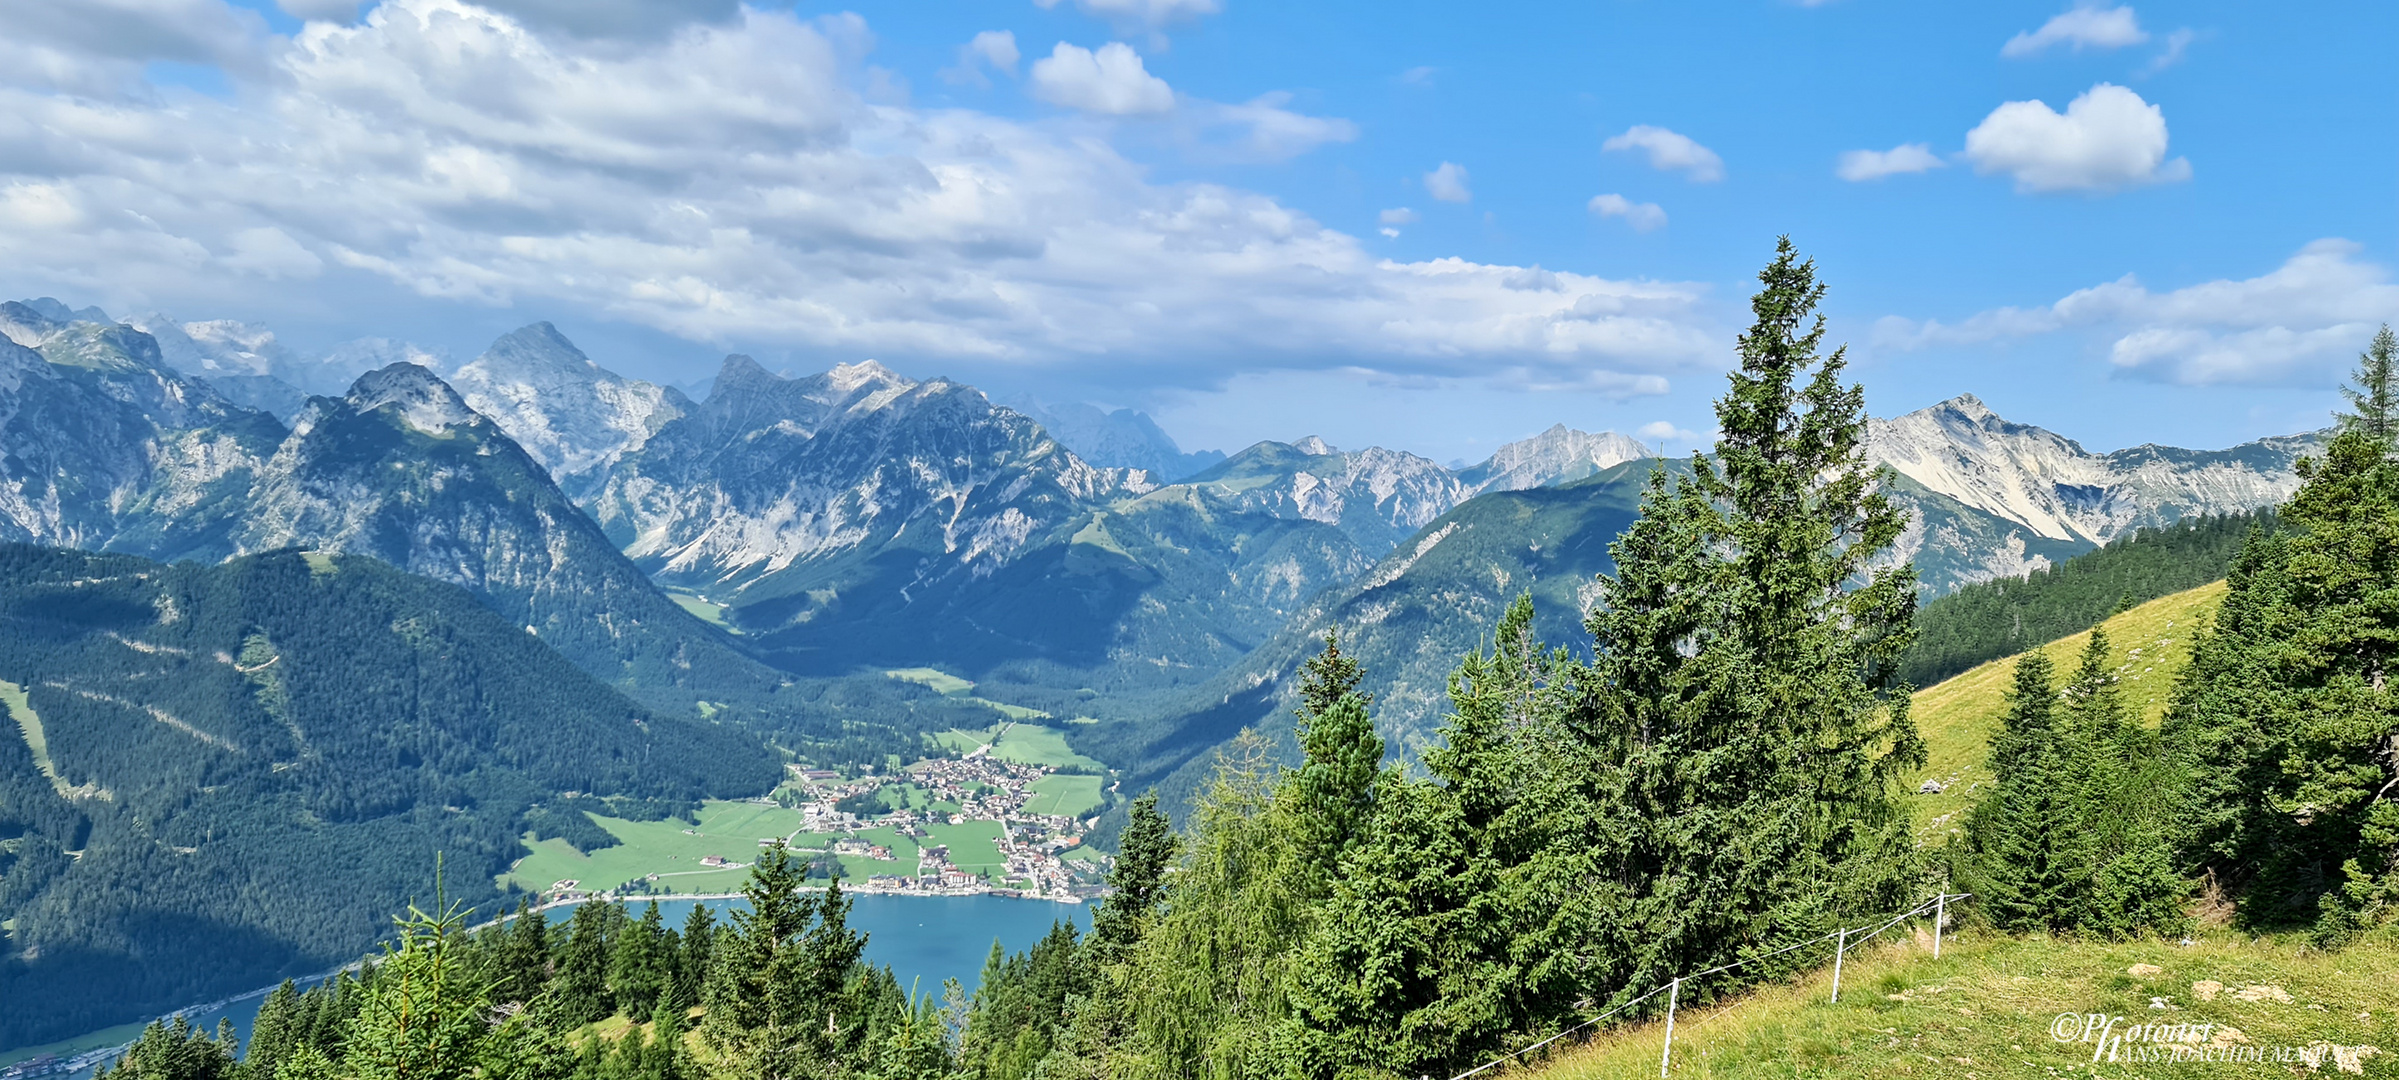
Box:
[1446, 891, 1970, 1080]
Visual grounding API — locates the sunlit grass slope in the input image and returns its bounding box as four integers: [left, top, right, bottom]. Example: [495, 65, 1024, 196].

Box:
[1904, 580, 2228, 846]
[1521, 929, 2399, 1079]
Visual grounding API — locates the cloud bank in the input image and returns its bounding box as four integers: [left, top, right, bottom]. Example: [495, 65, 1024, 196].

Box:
[0, 0, 1722, 396]
[1875, 240, 2399, 386]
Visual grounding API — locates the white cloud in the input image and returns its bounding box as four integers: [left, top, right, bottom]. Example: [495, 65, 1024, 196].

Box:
[1586, 193, 1666, 232]
[1874, 240, 2399, 386]
[1637, 420, 1700, 443]
[1202, 92, 1358, 160]
[1962, 83, 2189, 193]
[1028, 41, 1174, 115]
[1424, 162, 1471, 203]
[1601, 125, 1724, 183]
[2140, 28, 2196, 75]
[969, 30, 1020, 73]
[0, 0, 1723, 394]
[1378, 207, 1418, 226]
[1836, 143, 1945, 182]
[2002, 4, 2147, 58]
[943, 30, 1020, 87]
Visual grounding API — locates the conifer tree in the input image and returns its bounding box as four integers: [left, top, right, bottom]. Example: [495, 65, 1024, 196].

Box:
[2168, 428, 2399, 940]
[553, 902, 617, 1025]
[672, 904, 715, 1013]
[498, 899, 552, 1006]
[2338, 324, 2399, 442]
[609, 903, 670, 1020]
[1089, 793, 1176, 958]
[244, 980, 305, 1080]
[700, 843, 874, 1080]
[1968, 652, 2089, 930]
[1588, 237, 1924, 988]
[96, 1018, 238, 1080]
[1287, 688, 1384, 881]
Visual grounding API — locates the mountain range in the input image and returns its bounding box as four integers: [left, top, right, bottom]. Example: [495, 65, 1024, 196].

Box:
[0, 299, 2334, 1049]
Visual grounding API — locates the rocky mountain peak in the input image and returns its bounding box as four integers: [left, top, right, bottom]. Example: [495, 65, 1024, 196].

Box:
[346, 363, 479, 435]
[473, 321, 599, 376]
[0, 300, 66, 347]
[1292, 435, 1337, 455]
[1460, 423, 1650, 493]
[827, 359, 910, 396]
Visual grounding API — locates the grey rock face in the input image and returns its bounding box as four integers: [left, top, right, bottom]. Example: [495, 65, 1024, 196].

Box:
[446, 322, 690, 498]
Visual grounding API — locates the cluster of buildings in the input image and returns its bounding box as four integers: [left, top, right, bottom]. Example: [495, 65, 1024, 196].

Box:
[793, 750, 1110, 903]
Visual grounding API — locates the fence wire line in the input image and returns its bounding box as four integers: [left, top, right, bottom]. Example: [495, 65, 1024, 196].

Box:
[1444, 892, 1969, 1080]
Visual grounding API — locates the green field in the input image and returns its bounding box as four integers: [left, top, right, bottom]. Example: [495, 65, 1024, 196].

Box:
[503, 800, 1013, 892]
[936, 723, 1107, 772]
[888, 668, 1051, 721]
[662, 589, 732, 629]
[1524, 927, 2399, 1079]
[2, 680, 62, 795]
[1022, 774, 1104, 818]
[923, 819, 1008, 876]
[1903, 580, 2226, 843]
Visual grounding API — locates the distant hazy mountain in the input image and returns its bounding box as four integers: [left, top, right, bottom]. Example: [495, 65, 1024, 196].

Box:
[446, 322, 690, 498]
[1005, 398, 1226, 481]
[1455, 423, 1650, 493]
[123, 312, 440, 422]
[1180, 438, 1472, 553]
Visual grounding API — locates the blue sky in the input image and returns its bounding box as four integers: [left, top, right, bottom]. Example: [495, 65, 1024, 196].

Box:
[4, 0, 2392, 462]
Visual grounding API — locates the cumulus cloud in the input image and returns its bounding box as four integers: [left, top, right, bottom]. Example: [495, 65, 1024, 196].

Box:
[2001, 4, 2147, 58]
[943, 30, 1020, 87]
[1029, 41, 1174, 114]
[1874, 240, 2399, 386]
[1836, 143, 1945, 182]
[0, 0, 1722, 394]
[1586, 193, 1666, 232]
[1601, 125, 1724, 182]
[471, 0, 742, 39]
[1963, 83, 2189, 193]
[1424, 162, 1471, 203]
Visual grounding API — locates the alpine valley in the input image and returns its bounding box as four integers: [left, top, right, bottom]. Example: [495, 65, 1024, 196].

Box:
[0, 302, 2326, 1050]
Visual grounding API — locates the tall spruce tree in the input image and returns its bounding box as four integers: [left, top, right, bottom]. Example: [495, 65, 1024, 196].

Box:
[1089, 793, 1176, 958]
[2338, 324, 2399, 442]
[2168, 428, 2399, 940]
[1967, 652, 2089, 931]
[553, 902, 617, 1025]
[1587, 237, 1924, 989]
[699, 843, 877, 1080]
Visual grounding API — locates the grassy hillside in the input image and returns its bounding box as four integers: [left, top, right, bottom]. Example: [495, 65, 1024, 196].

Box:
[1520, 928, 2398, 1078]
[1504, 576, 2399, 1079]
[1902, 580, 2226, 844]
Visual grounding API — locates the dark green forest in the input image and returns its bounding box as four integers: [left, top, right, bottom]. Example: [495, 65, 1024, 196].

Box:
[0, 547, 780, 1049]
[1897, 508, 2266, 688]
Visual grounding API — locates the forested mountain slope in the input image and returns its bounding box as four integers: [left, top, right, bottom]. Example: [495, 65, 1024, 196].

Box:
[0, 545, 781, 1051]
